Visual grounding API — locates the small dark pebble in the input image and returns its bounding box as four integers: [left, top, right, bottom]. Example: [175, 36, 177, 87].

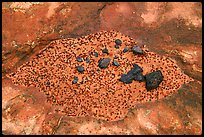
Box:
[72, 76, 78, 84]
[102, 47, 109, 54]
[76, 66, 84, 73]
[132, 46, 143, 54]
[98, 58, 111, 69]
[115, 44, 120, 49]
[112, 60, 120, 66]
[123, 47, 129, 53]
[115, 39, 122, 45]
[76, 56, 83, 62]
[86, 57, 90, 63]
[93, 52, 98, 57]
[145, 70, 164, 91]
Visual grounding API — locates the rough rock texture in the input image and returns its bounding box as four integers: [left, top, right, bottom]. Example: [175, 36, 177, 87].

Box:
[120, 64, 144, 84]
[98, 58, 111, 69]
[8, 30, 193, 121]
[145, 70, 164, 91]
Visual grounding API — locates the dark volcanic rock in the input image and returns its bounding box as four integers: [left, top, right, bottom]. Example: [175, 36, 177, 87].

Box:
[76, 56, 83, 62]
[102, 47, 109, 54]
[112, 60, 120, 66]
[132, 46, 143, 54]
[120, 64, 144, 84]
[145, 70, 164, 91]
[72, 76, 78, 84]
[115, 39, 122, 45]
[98, 58, 111, 69]
[123, 47, 129, 53]
[76, 66, 85, 73]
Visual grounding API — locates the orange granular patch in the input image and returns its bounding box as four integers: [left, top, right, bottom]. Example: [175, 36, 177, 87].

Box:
[8, 30, 193, 121]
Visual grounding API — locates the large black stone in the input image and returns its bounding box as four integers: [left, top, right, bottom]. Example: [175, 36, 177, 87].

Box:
[145, 70, 164, 91]
[120, 64, 144, 84]
[98, 58, 111, 69]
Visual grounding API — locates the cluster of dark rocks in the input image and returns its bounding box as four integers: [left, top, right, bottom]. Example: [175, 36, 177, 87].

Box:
[120, 64, 163, 91]
[120, 64, 144, 84]
[73, 38, 164, 90]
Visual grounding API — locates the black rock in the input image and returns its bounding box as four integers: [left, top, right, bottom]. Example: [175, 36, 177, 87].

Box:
[102, 47, 109, 54]
[76, 66, 84, 73]
[119, 74, 135, 84]
[115, 44, 120, 49]
[93, 52, 98, 57]
[123, 47, 129, 53]
[86, 57, 90, 63]
[120, 64, 144, 84]
[145, 70, 164, 91]
[115, 39, 122, 45]
[134, 73, 145, 82]
[112, 60, 120, 66]
[98, 58, 111, 69]
[132, 46, 143, 54]
[76, 56, 83, 62]
[127, 64, 143, 75]
[72, 76, 78, 84]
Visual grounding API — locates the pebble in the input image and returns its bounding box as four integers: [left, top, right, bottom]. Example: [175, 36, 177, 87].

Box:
[102, 47, 109, 54]
[115, 39, 122, 45]
[72, 76, 78, 84]
[123, 47, 129, 53]
[76, 56, 83, 62]
[93, 52, 98, 57]
[112, 60, 120, 66]
[132, 46, 143, 54]
[76, 66, 85, 73]
[86, 57, 90, 63]
[98, 58, 111, 69]
[145, 70, 164, 91]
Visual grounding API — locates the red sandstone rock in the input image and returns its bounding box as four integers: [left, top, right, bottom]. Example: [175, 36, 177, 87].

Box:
[8, 30, 193, 121]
